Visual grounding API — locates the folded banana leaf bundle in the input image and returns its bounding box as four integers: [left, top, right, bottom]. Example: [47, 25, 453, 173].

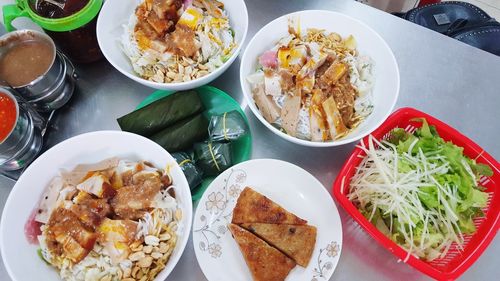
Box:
[172, 152, 204, 190]
[208, 110, 248, 142]
[117, 90, 204, 136]
[194, 142, 232, 176]
[149, 113, 208, 152]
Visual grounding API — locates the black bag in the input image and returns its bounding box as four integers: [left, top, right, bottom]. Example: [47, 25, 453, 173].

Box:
[395, 1, 500, 56]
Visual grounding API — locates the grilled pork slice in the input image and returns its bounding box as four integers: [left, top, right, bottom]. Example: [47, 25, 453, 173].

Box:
[229, 224, 296, 281]
[168, 25, 199, 57]
[147, 11, 172, 35]
[111, 178, 161, 220]
[70, 194, 112, 230]
[153, 0, 183, 20]
[132, 169, 162, 186]
[108, 160, 146, 189]
[232, 187, 307, 225]
[46, 208, 97, 263]
[252, 85, 280, 124]
[240, 223, 317, 267]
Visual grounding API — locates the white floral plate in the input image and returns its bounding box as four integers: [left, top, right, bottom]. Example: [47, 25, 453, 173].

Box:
[192, 159, 342, 281]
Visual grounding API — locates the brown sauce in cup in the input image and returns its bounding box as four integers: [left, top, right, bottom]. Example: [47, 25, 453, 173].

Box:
[0, 41, 54, 87]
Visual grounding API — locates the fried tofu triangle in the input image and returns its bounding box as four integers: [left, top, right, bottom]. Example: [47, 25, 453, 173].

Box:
[232, 187, 307, 225]
[228, 224, 296, 281]
[241, 223, 317, 267]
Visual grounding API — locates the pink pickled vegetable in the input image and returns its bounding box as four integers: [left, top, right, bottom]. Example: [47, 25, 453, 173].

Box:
[184, 0, 193, 8]
[259, 50, 278, 69]
[25, 208, 42, 244]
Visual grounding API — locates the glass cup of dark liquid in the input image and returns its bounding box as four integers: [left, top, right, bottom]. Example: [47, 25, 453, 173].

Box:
[0, 89, 43, 171]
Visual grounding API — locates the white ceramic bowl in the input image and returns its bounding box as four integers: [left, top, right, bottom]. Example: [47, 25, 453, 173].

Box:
[240, 10, 400, 147]
[0, 131, 193, 281]
[97, 0, 248, 91]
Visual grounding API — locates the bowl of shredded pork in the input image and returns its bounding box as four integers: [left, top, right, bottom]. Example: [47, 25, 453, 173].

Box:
[240, 10, 399, 147]
[97, 0, 248, 91]
[0, 131, 192, 281]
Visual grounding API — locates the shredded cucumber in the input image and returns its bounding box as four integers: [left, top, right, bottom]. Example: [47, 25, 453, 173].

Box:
[347, 119, 491, 261]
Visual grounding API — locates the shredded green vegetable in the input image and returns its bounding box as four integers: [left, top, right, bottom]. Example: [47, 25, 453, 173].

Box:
[348, 118, 492, 261]
[37, 248, 50, 265]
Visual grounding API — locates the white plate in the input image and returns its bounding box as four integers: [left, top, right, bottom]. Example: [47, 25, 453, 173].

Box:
[97, 0, 248, 91]
[0, 131, 192, 281]
[193, 159, 342, 281]
[240, 10, 400, 147]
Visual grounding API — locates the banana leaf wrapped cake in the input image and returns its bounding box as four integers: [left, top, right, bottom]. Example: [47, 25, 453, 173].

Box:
[194, 142, 232, 176]
[172, 152, 204, 190]
[208, 110, 249, 141]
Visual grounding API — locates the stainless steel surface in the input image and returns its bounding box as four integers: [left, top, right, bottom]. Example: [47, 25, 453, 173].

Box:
[1, 0, 499, 280]
[0, 89, 42, 171]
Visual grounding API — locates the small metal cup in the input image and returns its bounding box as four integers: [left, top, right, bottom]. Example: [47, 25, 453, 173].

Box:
[0, 89, 43, 171]
[0, 29, 75, 112]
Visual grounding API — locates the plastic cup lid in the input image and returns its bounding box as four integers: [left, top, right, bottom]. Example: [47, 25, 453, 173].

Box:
[17, 0, 103, 32]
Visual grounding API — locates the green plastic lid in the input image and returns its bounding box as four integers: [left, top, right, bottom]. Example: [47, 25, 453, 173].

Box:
[3, 0, 103, 32]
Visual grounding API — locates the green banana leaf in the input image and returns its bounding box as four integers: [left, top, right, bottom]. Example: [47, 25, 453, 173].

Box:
[117, 90, 203, 136]
[150, 114, 208, 152]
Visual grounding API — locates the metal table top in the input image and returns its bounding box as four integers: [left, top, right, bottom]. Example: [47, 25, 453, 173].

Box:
[1, 0, 499, 280]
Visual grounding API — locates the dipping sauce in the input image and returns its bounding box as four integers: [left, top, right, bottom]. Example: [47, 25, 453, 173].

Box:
[0, 41, 54, 87]
[0, 92, 17, 143]
[31, 0, 90, 18]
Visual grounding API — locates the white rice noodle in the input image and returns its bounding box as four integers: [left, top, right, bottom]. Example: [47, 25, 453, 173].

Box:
[344, 54, 375, 118]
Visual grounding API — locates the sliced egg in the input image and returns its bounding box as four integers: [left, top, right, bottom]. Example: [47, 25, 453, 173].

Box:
[210, 17, 228, 29]
[278, 47, 291, 69]
[278, 46, 307, 72]
[178, 7, 203, 30]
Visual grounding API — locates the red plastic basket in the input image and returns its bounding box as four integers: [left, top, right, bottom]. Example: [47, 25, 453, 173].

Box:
[332, 107, 500, 280]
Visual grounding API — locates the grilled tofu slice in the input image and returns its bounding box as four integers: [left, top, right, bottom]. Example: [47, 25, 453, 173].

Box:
[76, 172, 116, 199]
[240, 223, 317, 267]
[229, 224, 296, 281]
[309, 89, 329, 142]
[319, 61, 347, 86]
[322, 96, 348, 139]
[232, 187, 307, 225]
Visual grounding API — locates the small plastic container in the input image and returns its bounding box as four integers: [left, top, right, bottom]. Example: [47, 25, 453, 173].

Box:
[3, 0, 103, 63]
[332, 107, 500, 280]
